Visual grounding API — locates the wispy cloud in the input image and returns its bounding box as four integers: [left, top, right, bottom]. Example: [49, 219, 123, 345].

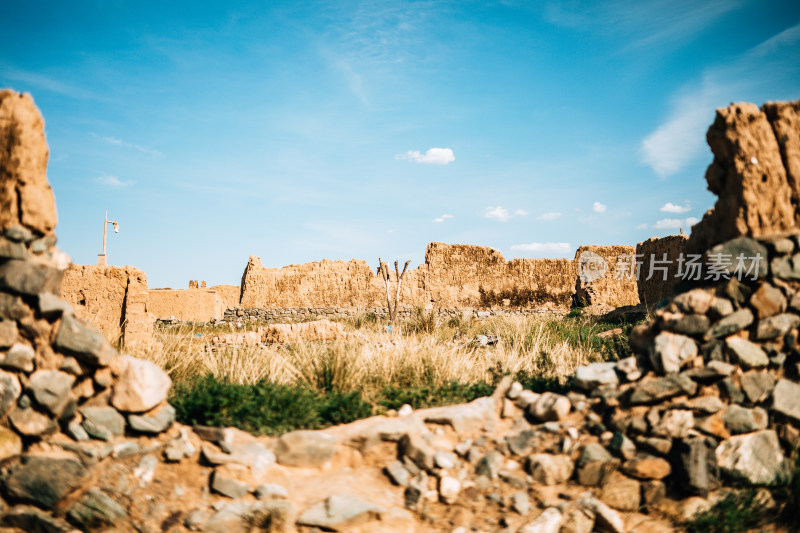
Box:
[483, 206, 528, 222]
[93, 175, 136, 188]
[636, 223, 649, 230]
[101, 135, 162, 156]
[0, 66, 96, 100]
[514, 209, 529, 216]
[433, 214, 453, 223]
[653, 216, 699, 229]
[537, 212, 562, 220]
[661, 202, 691, 213]
[396, 147, 455, 165]
[593, 202, 607, 213]
[641, 21, 800, 176]
[510, 242, 572, 255]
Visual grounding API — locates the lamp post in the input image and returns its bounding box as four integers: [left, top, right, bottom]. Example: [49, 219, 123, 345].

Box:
[98, 211, 120, 265]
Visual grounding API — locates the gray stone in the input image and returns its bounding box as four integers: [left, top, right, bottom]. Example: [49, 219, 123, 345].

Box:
[616, 356, 640, 381]
[60, 356, 83, 376]
[384, 460, 409, 486]
[5, 452, 89, 509]
[725, 337, 769, 369]
[2, 342, 34, 372]
[771, 378, 800, 423]
[719, 377, 746, 404]
[163, 428, 196, 462]
[710, 297, 735, 318]
[297, 493, 386, 530]
[0, 293, 30, 320]
[674, 289, 714, 314]
[578, 495, 625, 533]
[0, 238, 27, 259]
[274, 430, 336, 467]
[423, 396, 497, 432]
[128, 403, 176, 433]
[438, 475, 460, 504]
[708, 237, 769, 278]
[609, 432, 636, 460]
[111, 355, 171, 413]
[9, 406, 57, 436]
[706, 360, 736, 376]
[4, 225, 33, 242]
[0, 369, 21, 417]
[0, 259, 63, 296]
[475, 451, 504, 479]
[716, 430, 792, 485]
[398, 433, 435, 472]
[576, 443, 619, 486]
[67, 488, 127, 529]
[670, 437, 719, 496]
[54, 314, 114, 366]
[685, 395, 725, 414]
[526, 453, 574, 485]
[518, 507, 563, 533]
[529, 392, 571, 421]
[740, 371, 776, 404]
[771, 253, 800, 280]
[600, 471, 640, 511]
[653, 409, 694, 438]
[507, 429, 539, 456]
[636, 436, 673, 456]
[507, 381, 523, 399]
[28, 370, 75, 417]
[510, 491, 531, 515]
[67, 418, 90, 441]
[723, 405, 768, 434]
[202, 500, 295, 533]
[37, 292, 73, 318]
[80, 406, 126, 440]
[561, 507, 595, 533]
[663, 313, 711, 336]
[254, 483, 289, 500]
[705, 308, 754, 340]
[628, 373, 697, 404]
[0, 506, 74, 533]
[0, 319, 17, 348]
[574, 362, 619, 390]
[755, 313, 800, 340]
[211, 465, 251, 499]
[750, 283, 787, 319]
[651, 332, 698, 374]
[434, 450, 457, 469]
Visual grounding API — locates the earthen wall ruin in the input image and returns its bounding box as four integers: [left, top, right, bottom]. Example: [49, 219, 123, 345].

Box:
[148, 288, 226, 322]
[636, 234, 689, 309]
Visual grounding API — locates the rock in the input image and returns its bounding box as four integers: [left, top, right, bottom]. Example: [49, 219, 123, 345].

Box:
[510, 491, 531, 515]
[685, 395, 725, 414]
[202, 500, 295, 533]
[642, 480, 667, 507]
[0, 506, 74, 533]
[434, 450, 457, 469]
[385, 460, 410, 486]
[723, 405, 768, 434]
[705, 309, 754, 340]
[616, 357, 641, 381]
[755, 313, 800, 340]
[771, 378, 800, 422]
[4, 452, 89, 509]
[518, 507, 563, 533]
[274, 430, 336, 467]
[529, 392, 571, 421]
[254, 483, 289, 500]
[628, 374, 697, 404]
[578, 495, 625, 533]
[609, 432, 636, 460]
[716, 430, 791, 485]
[2, 342, 35, 372]
[0, 369, 21, 417]
[671, 437, 720, 496]
[399, 433, 436, 472]
[561, 507, 595, 533]
[662, 313, 711, 336]
[600, 471, 640, 511]
[636, 436, 673, 456]
[211, 464, 252, 499]
[0, 293, 30, 321]
[674, 289, 714, 315]
[37, 292, 73, 318]
[297, 493, 386, 530]
[574, 362, 619, 390]
[111, 355, 171, 413]
[507, 381, 523, 399]
[422, 396, 497, 433]
[28, 369, 75, 417]
[653, 409, 694, 438]
[706, 360, 736, 376]
[0, 426, 22, 461]
[710, 297, 735, 318]
[54, 314, 114, 366]
[750, 283, 787, 318]
[67, 488, 127, 529]
[0, 319, 17, 348]
[740, 371, 776, 404]
[651, 332, 698, 374]
[67, 418, 89, 441]
[397, 403, 413, 416]
[725, 337, 769, 369]
[475, 451, 504, 479]
[9, 405, 57, 436]
[79, 406, 126, 440]
[516, 389, 540, 409]
[576, 443, 619, 486]
[526, 454, 574, 485]
[163, 428, 196, 462]
[128, 403, 176, 433]
[438, 475, 460, 504]
[622, 456, 671, 480]
[507, 429, 539, 456]
[0, 260, 62, 296]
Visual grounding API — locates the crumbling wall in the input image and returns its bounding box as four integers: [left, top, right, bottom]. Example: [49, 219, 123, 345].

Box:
[209, 284, 240, 309]
[60, 265, 154, 349]
[636, 234, 689, 309]
[148, 288, 225, 322]
[573, 245, 639, 308]
[688, 100, 800, 253]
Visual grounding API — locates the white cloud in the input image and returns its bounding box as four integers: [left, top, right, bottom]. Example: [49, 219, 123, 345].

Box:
[101, 135, 162, 156]
[653, 216, 699, 229]
[514, 209, 529, 216]
[510, 242, 572, 255]
[592, 202, 607, 213]
[483, 206, 510, 222]
[433, 214, 454, 223]
[537, 212, 562, 220]
[636, 223, 649, 230]
[661, 202, 691, 213]
[396, 147, 455, 165]
[93, 175, 136, 187]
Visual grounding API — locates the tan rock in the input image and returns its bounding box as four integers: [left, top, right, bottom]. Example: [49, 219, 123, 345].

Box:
[111, 355, 171, 413]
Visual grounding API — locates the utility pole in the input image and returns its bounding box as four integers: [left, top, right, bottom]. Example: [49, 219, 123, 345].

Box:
[98, 211, 120, 265]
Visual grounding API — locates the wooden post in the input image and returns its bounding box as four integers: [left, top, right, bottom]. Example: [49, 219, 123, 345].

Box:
[393, 260, 410, 322]
[379, 258, 394, 322]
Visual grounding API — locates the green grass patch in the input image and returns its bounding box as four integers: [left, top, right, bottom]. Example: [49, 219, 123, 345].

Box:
[684, 490, 765, 533]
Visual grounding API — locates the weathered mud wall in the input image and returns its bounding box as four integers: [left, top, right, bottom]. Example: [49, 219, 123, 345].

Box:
[209, 284, 240, 309]
[60, 265, 154, 349]
[239, 243, 586, 310]
[636, 234, 689, 309]
[573, 245, 639, 308]
[148, 288, 226, 322]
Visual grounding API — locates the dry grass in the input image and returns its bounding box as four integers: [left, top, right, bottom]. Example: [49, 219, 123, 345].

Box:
[129, 312, 622, 402]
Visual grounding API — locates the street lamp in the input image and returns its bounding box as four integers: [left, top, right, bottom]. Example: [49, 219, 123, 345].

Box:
[98, 211, 120, 265]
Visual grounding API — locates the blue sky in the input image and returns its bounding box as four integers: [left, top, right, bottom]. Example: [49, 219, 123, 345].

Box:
[2, 1, 800, 288]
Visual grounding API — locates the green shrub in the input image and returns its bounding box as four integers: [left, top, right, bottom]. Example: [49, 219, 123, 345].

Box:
[378, 380, 495, 410]
[684, 490, 765, 533]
